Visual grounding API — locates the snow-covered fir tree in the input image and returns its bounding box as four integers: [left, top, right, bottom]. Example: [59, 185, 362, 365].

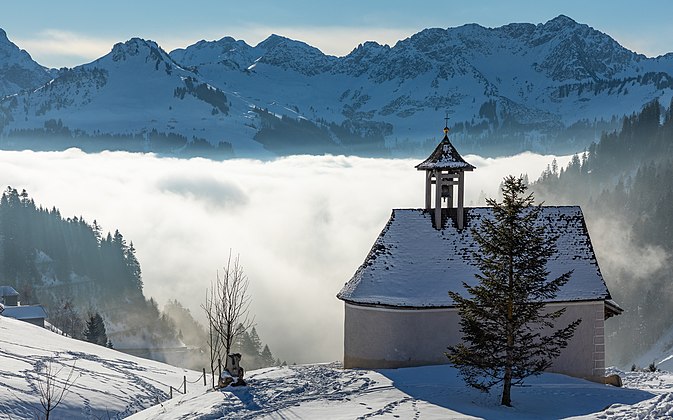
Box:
[446, 175, 581, 406]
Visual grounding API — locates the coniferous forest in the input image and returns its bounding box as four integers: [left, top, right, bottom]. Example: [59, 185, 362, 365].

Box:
[0, 189, 282, 369]
[0, 187, 175, 351]
[0, 187, 141, 302]
[532, 98, 673, 365]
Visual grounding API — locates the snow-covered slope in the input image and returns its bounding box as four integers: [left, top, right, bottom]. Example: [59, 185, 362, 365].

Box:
[0, 316, 201, 419]
[0, 29, 52, 98]
[635, 326, 673, 372]
[129, 362, 672, 419]
[3, 314, 672, 419]
[1, 15, 673, 156]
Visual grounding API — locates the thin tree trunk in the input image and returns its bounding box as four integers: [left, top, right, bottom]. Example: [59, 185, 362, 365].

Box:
[501, 367, 512, 406]
[502, 246, 514, 407]
[502, 313, 514, 406]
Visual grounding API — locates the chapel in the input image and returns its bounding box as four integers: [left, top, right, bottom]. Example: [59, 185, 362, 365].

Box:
[337, 123, 622, 382]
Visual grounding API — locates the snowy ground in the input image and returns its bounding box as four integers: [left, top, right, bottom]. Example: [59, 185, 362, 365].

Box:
[0, 316, 202, 419]
[634, 326, 673, 373]
[3, 315, 673, 419]
[130, 363, 667, 419]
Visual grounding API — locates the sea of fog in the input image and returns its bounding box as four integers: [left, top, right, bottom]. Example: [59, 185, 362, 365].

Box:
[0, 149, 572, 363]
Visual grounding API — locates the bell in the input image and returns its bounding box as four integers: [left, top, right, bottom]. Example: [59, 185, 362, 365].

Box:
[441, 184, 451, 198]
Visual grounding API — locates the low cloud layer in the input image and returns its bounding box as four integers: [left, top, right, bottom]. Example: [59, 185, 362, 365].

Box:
[0, 149, 569, 363]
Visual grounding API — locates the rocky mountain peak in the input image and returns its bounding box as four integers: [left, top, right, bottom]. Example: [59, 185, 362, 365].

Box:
[0, 29, 29, 59]
[256, 34, 326, 57]
[254, 34, 334, 76]
[256, 34, 289, 50]
[110, 38, 166, 62]
[0, 27, 51, 95]
[91, 37, 187, 78]
[0, 28, 9, 43]
[545, 14, 578, 28]
[532, 15, 638, 81]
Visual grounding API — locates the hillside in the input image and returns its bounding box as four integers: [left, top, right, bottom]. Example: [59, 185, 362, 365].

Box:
[0, 316, 201, 419]
[0, 187, 187, 361]
[1, 16, 672, 157]
[128, 362, 673, 419]
[5, 312, 673, 419]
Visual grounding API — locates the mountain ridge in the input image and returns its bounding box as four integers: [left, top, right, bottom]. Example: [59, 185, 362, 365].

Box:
[0, 28, 52, 97]
[1, 15, 672, 157]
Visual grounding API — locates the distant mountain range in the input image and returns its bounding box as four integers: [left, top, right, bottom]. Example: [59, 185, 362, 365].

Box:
[1, 15, 672, 158]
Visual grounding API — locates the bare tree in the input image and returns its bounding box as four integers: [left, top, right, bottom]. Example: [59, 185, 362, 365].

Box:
[36, 358, 78, 419]
[202, 251, 253, 386]
[203, 285, 224, 388]
[49, 299, 85, 339]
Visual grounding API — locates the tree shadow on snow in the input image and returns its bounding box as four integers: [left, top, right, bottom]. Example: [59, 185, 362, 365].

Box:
[378, 365, 655, 419]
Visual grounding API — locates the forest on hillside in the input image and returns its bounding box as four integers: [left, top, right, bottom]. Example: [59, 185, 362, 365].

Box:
[0, 189, 282, 369]
[0, 187, 180, 351]
[0, 187, 142, 302]
[532, 98, 673, 365]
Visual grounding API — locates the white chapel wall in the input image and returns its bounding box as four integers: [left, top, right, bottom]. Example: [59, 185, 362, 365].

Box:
[343, 300, 605, 381]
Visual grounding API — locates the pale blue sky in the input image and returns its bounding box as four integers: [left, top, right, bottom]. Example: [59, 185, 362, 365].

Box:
[3, 0, 672, 68]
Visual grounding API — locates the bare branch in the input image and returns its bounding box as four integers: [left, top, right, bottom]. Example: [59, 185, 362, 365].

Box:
[202, 250, 254, 387]
[36, 358, 78, 419]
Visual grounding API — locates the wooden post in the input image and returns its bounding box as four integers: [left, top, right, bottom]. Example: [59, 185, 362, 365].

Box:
[183, 376, 187, 394]
[203, 368, 206, 386]
[434, 170, 442, 229]
[457, 171, 465, 229]
[169, 386, 173, 399]
[425, 171, 432, 209]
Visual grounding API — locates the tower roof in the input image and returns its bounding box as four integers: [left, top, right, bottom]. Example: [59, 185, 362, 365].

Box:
[415, 130, 475, 171]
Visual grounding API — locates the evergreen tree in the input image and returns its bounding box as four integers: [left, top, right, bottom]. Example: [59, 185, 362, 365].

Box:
[248, 327, 262, 357]
[260, 344, 275, 367]
[84, 312, 109, 347]
[446, 175, 581, 406]
[125, 241, 143, 291]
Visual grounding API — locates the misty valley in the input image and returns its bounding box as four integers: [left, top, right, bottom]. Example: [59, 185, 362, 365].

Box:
[1, 101, 672, 420]
[1, 99, 672, 372]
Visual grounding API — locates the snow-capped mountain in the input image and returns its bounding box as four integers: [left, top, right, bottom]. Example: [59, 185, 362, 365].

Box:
[1, 15, 672, 157]
[0, 29, 52, 98]
[0, 37, 255, 155]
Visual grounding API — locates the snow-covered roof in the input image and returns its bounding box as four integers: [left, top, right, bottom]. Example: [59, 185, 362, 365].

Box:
[1, 305, 47, 320]
[415, 134, 475, 171]
[0, 286, 19, 297]
[338, 207, 612, 308]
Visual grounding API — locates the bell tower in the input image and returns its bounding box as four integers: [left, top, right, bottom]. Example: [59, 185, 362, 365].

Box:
[415, 118, 475, 229]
